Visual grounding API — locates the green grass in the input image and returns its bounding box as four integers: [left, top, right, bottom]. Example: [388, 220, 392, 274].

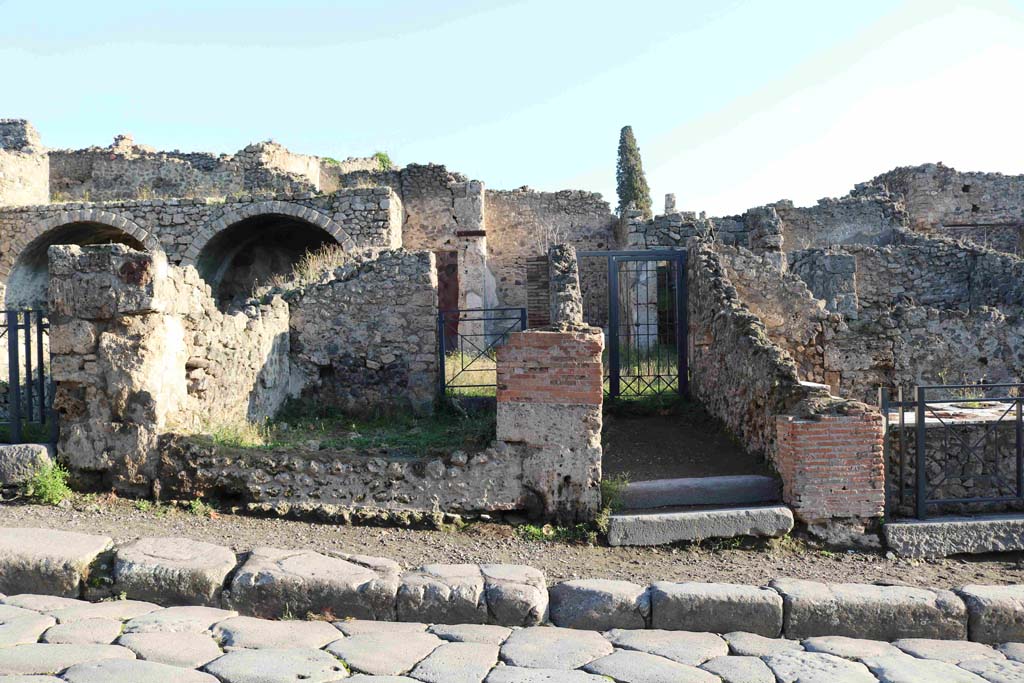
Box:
[518, 523, 597, 545]
[0, 420, 53, 445]
[22, 462, 71, 506]
[443, 350, 497, 398]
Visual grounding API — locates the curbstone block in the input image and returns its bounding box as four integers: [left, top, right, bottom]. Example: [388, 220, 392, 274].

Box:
[771, 578, 967, 640]
[958, 584, 1024, 643]
[650, 581, 782, 636]
[0, 528, 112, 598]
[549, 579, 649, 630]
[480, 565, 548, 627]
[113, 537, 237, 606]
[397, 564, 487, 625]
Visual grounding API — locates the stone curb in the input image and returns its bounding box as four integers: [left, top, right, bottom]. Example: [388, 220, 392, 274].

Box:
[0, 527, 1021, 642]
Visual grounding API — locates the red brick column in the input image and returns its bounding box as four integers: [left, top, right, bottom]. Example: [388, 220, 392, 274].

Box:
[496, 328, 604, 522]
[775, 412, 885, 524]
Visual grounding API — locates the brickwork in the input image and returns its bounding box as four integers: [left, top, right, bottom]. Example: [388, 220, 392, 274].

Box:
[497, 330, 603, 406]
[775, 412, 885, 524]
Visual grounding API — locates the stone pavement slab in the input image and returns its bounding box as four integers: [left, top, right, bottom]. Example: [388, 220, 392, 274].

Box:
[549, 579, 649, 630]
[122, 605, 236, 634]
[213, 615, 340, 650]
[39, 618, 122, 645]
[484, 668, 609, 682]
[960, 657, 1024, 683]
[700, 654, 775, 683]
[410, 641, 498, 683]
[861, 654, 988, 683]
[762, 651, 877, 683]
[723, 631, 803, 656]
[334, 619, 427, 636]
[650, 581, 783, 637]
[325, 631, 442, 676]
[0, 613, 54, 647]
[397, 564, 486, 625]
[604, 628, 728, 666]
[202, 648, 349, 683]
[0, 528, 112, 598]
[802, 635, 906, 660]
[0, 677, 64, 682]
[113, 537, 236, 607]
[227, 547, 399, 621]
[998, 642, 1024, 662]
[0, 643, 135, 675]
[47, 599, 160, 624]
[499, 627, 612, 670]
[428, 623, 511, 644]
[116, 631, 224, 668]
[1, 595, 86, 612]
[348, 677, 417, 683]
[583, 650, 719, 683]
[61, 658, 219, 683]
[959, 584, 1024, 644]
[893, 637, 1006, 664]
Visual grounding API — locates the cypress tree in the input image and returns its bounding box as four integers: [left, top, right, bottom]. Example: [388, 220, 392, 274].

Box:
[616, 125, 653, 219]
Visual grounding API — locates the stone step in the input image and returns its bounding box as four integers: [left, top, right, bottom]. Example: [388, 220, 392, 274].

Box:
[606, 505, 794, 547]
[619, 475, 781, 510]
[883, 513, 1024, 559]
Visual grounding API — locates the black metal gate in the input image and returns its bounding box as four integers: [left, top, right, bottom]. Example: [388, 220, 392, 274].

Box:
[2, 310, 56, 444]
[438, 307, 526, 397]
[881, 384, 1024, 519]
[578, 250, 688, 399]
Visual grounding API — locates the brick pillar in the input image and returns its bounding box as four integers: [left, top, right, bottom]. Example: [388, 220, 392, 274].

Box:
[775, 412, 885, 524]
[496, 328, 604, 522]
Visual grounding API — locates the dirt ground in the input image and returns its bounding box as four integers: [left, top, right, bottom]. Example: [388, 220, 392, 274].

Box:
[2, 497, 1022, 589]
[602, 405, 772, 481]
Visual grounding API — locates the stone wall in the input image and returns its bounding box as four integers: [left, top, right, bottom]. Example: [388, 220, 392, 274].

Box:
[0, 120, 48, 207]
[287, 249, 439, 416]
[771, 194, 904, 251]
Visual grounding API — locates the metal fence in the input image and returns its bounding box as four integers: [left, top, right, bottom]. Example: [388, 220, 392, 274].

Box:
[1, 310, 55, 444]
[881, 384, 1024, 519]
[437, 307, 526, 397]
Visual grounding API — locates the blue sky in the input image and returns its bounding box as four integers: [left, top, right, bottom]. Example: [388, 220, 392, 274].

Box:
[2, 0, 1023, 214]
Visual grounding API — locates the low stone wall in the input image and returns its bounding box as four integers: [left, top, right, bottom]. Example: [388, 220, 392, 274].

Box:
[2, 525, 1023, 643]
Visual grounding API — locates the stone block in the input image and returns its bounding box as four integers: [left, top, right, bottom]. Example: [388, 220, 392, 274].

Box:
[325, 632, 443, 676]
[480, 565, 548, 627]
[225, 547, 399, 621]
[0, 643, 135, 675]
[61, 659, 219, 683]
[114, 537, 237, 606]
[116, 631, 224, 668]
[583, 650, 719, 683]
[0, 444, 54, 486]
[202, 648, 350, 683]
[604, 629, 728, 666]
[771, 578, 967, 640]
[607, 506, 793, 546]
[397, 564, 486, 625]
[0, 528, 112, 598]
[548, 579, 649, 630]
[212, 615, 340, 650]
[884, 515, 1024, 558]
[762, 651, 876, 683]
[958, 584, 1024, 643]
[499, 626, 612, 670]
[650, 581, 783, 636]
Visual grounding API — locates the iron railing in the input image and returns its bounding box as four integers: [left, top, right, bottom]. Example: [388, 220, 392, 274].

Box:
[881, 384, 1024, 519]
[437, 307, 526, 396]
[1, 310, 56, 444]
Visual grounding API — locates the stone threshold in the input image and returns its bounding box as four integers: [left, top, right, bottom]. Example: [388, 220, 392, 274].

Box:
[0, 526, 1021, 643]
[884, 513, 1024, 559]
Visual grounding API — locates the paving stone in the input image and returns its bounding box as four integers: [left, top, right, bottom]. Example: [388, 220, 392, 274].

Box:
[326, 631, 442, 676]
[334, 620, 427, 636]
[499, 627, 612, 670]
[428, 624, 511, 645]
[0, 606, 38, 621]
[763, 651, 877, 683]
[483, 667, 609, 682]
[998, 642, 1024, 662]
[893, 638, 1005, 664]
[586, 650, 721, 682]
[604, 628, 728, 666]
[61, 658, 219, 683]
[0, 677, 63, 682]
[649, 581, 783, 636]
[802, 635, 906, 660]
[122, 606, 237, 634]
[213, 615, 340, 650]
[480, 565, 547, 627]
[0, 444, 53, 486]
[48, 600, 160, 624]
[861, 654, 988, 682]
[960, 585, 1024, 644]
[960, 657, 1024, 683]
[1, 595, 86, 612]
[348, 677, 417, 683]
[114, 537, 237, 607]
[410, 641, 498, 683]
[771, 578, 968, 640]
[700, 654, 775, 683]
[397, 565, 487, 625]
[0, 644, 135, 675]
[40, 618, 122, 645]
[549, 579, 649, 630]
[0, 528, 112, 598]
[202, 648, 349, 683]
[226, 547, 399, 621]
[0, 612, 55, 647]
[723, 631, 803, 656]
[116, 631, 224, 668]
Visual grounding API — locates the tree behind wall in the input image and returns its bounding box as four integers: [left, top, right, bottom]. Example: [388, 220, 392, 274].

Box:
[616, 126, 653, 219]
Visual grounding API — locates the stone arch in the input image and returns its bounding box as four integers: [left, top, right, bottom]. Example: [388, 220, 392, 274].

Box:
[181, 201, 354, 267]
[1, 209, 162, 309]
[187, 202, 354, 305]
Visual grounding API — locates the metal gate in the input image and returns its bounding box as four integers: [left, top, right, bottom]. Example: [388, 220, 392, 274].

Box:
[578, 250, 688, 399]
[2, 310, 56, 444]
[438, 307, 526, 397]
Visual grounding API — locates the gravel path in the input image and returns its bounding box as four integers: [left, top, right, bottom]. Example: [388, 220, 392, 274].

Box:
[0, 594, 1022, 682]
[1, 498, 1022, 589]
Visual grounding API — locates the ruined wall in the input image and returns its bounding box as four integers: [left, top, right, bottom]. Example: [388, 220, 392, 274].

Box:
[287, 249, 439, 416]
[0, 120, 48, 207]
[771, 195, 904, 251]
[869, 163, 1024, 254]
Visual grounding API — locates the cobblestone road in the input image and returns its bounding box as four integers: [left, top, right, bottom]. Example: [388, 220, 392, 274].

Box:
[0, 595, 1023, 682]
